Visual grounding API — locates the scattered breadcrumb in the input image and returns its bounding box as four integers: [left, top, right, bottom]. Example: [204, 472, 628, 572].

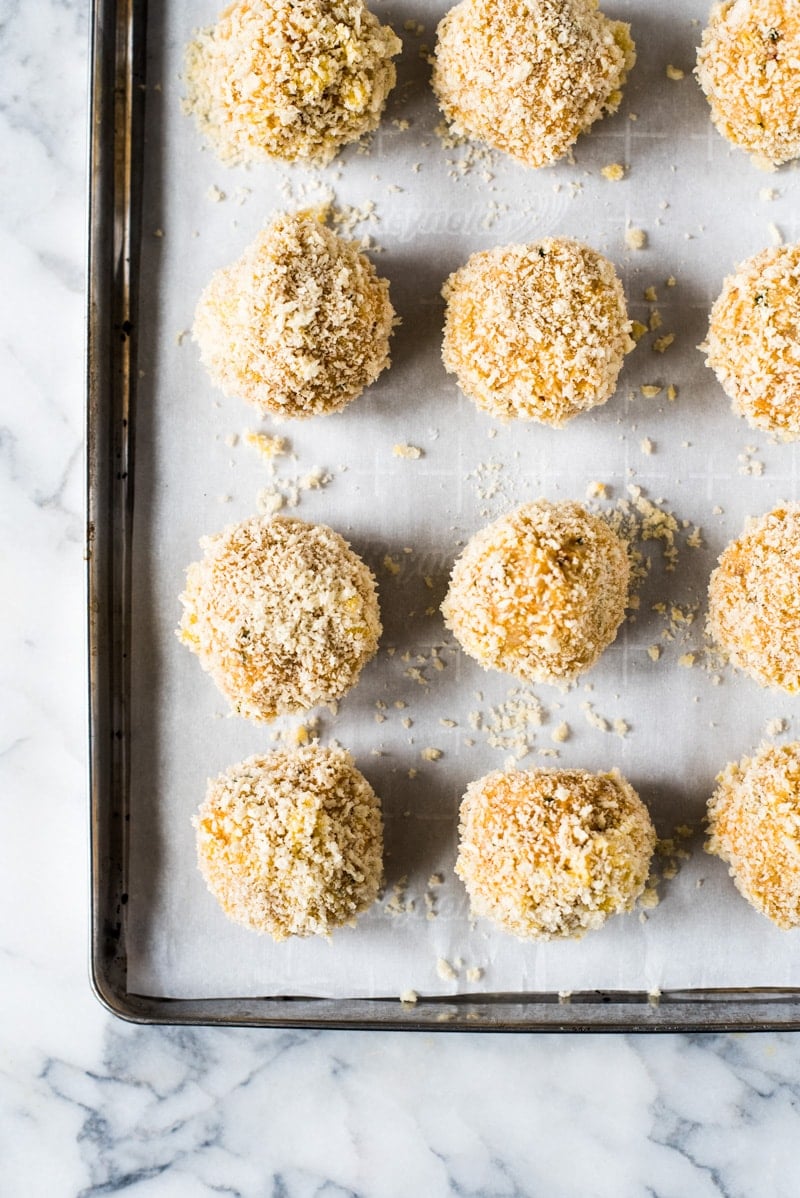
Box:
[666, 64, 685, 80]
[400, 988, 418, 1004]
[393, 443, 423, 459]
[551, 721, 570, 744]
[766, 717, 788, 736]
[653, 333, 675, 354]
[647, 645, 661, 662]
[625, 227, 647, 251]
[436, 956, 457, 981]
[601, 162, 626, 181]
[640, 437, 654, 455]
[640, 384, 662, 398]
[465, 967, 484, 983]
[244, 431, 288, 461]
[421, 747, 443, 762]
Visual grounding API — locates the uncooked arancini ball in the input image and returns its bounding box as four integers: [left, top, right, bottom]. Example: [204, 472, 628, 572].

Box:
[183, 0, 401, 166]
[696, 0, 800, 170]
[703, 244, 800, 438]
[707, 740, 800, 928]
[441, 500, 630, 684]
[193, 210, 395, 418]
[178, 515, 382, 721]
[432, 0, 635, 168]
[707, 505, 800, 691]
[194, 747, 384, 940]
[455, 766, 655, 940]
[441, 238, 633, 426]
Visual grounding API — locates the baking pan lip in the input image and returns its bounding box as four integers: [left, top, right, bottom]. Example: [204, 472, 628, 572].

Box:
[85, 0, 800, 1031]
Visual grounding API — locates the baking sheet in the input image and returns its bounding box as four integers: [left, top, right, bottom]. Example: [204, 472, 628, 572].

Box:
[127, 0, 800, 1000]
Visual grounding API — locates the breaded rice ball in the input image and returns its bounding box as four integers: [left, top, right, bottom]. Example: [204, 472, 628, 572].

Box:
[193, 210, 394, 418]
[696, 0, 800, 170]
[707, 741, 800, 928]
[456, 767, 655, 940]
[432, 0, 635, 168]
[178, 515, 381, 721]
[707, 505, 800, 691]
[703, 244, 800, 439]
[183, 0, 401, 166]
[442, 500, 629, 684]
[441, 238, 633, 426]
[194, 747, 384, 939]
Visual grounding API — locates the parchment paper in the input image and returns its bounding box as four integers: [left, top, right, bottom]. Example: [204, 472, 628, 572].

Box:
[128, 0, 800, 999]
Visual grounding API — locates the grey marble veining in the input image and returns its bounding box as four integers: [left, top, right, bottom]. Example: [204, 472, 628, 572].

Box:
[3, 0, 800, 1194]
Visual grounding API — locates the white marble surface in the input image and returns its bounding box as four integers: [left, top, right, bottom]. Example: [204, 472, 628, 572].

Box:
[4, 1, 800, 1194]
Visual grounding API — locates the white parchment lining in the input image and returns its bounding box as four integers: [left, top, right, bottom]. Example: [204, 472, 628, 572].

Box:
[127, 0, 800, 998]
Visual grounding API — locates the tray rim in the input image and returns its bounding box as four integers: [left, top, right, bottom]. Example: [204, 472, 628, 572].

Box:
[86, 0, 800, 1032]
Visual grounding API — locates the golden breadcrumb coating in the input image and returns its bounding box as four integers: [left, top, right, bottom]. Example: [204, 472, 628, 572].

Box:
[704, 244, 800, 438]
[707, 741, 800, 928]
[432, 0, 635, 168]
[696, 0, 800, 169]
[193, 210, 394, 418]
[194, 747, 384, 939]
[441, 238, 633, 426]
[442, 500, 629, 684]
[707, 505, 800, 691]
[456, 766, 655, 940]
[178, 514, 381, 721]
[183, 0, 401, 166]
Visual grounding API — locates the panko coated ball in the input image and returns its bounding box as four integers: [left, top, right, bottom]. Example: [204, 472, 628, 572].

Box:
[696, 0, 800, 170]
[193, 210, 394, 418]
[704, 244, 800, 438]
[441, 500, 630, 684]
[432, 0, 635, 168]
[441, 238, 633, 426]
[707, 505, 800, 692]
[183, 0, 401, 165]
[178, 515, 382, 721]
[707, 741, 800, 928]
[455, 766, 656, 940]
[194, 747, 384, 940]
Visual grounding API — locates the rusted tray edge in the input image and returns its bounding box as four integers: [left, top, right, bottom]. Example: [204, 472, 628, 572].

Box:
[86, 0, 800, 1031]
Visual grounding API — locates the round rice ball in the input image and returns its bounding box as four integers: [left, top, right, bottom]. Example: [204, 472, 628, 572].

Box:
[194, 747, 384, 939]
[183, 0, 401, 165]
[441, 238, 633, 426]
[178, 515, 382, 721]
[707, 740, 800, 928]
[703, 243, 800, 439]
[707, 505, 800, 692]
[432, 0, 635, 168]
[441, 500, 630, 684]
[193, 210, 395, 418]
[456, 766, 655, 940]
[696, 0, 800, 170]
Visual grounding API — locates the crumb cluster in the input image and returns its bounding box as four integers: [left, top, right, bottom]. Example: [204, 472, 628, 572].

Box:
[707, 740, 800, 928]
[178, 515, 381, 721]
[193, 210, 394, 418]
[455, 766, 655, 939]
[707, 505, 800, 692]
[442, 500, 630, 685]
[432, 0, 635, 168]
[194, 747, 383, 939]
[441, 238, 633, 426]
[704, 243, 800, 438]
[696, 0, 800, 169]
[183, 0, 401, 165]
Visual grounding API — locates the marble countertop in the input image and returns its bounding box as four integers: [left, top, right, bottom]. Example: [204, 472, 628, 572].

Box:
[4, 1, 800, 1193]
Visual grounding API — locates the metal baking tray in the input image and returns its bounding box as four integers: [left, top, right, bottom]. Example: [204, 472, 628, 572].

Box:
[87, 0, 800, 1029]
